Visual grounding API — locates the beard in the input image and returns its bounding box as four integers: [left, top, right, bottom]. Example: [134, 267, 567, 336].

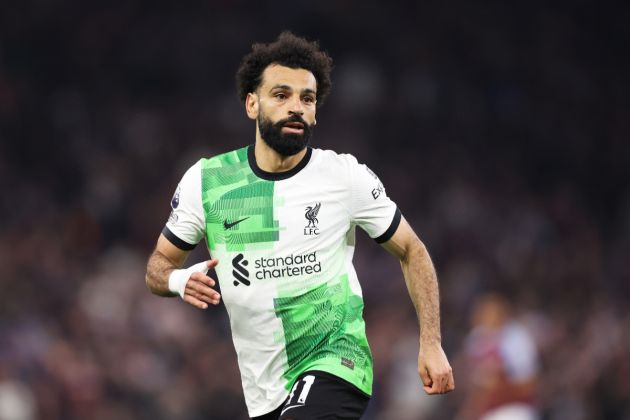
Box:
[258, 112, 314, 157]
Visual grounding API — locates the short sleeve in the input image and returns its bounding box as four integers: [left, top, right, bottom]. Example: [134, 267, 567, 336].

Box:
[162, 160, 205, 250]
[348, 155, 401, 243]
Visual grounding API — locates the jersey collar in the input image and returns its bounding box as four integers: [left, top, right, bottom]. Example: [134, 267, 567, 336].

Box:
[247, 145, 313, 181]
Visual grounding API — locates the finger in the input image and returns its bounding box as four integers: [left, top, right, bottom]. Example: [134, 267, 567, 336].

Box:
[439, 366, 454, 393]
[190, 272, 216, 287]
[446, 371, 455, 392]
[186, 284, 221, 305]
[425, 376, 440, 394]
[427, 371, 453, 394]
[438, 372, 450, 393]
[206, 259, 219, 269]
[187, 288, 217, 305]
[187, 278, 220, 298]
[186, 276, 219, 296]
[420, 367, 441, 395]
[425, 379, 443, 395]
[195, 288, 221, 305]
[183, 294, 208, 310]
[419, 366, 432, 388]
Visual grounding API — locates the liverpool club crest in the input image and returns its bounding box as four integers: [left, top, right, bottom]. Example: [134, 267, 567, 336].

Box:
[304, 202, 321, 236]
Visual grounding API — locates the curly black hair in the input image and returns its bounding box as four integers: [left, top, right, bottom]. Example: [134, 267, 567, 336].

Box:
[236, 31, 333, 107]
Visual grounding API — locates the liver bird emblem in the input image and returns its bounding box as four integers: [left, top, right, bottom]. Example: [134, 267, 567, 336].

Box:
[305, 203, 321, 228]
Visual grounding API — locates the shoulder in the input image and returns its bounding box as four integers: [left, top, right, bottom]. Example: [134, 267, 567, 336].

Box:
[179, 159, 203, 184]
[177, 147, 248, 188]
[200, 146, 249, 169]
[310, 148, 362, 172]
[312, 149, 383, 188]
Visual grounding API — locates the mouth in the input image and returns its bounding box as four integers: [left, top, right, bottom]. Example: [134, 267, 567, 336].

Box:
[282, 121, 305, 134]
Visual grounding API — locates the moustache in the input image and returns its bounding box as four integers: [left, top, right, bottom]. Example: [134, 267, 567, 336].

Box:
[274, 114, 310, 128]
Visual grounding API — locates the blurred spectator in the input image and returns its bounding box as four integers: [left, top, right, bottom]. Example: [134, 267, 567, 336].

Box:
[456, 293, 539, 420]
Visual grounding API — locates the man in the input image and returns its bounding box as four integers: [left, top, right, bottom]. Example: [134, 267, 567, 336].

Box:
[456, 293, 539, 420]
[145, 32, 454, 419]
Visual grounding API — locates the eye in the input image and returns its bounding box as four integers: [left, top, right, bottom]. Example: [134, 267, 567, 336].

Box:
[275, 93, 287, 100]
[303, 95, 316, 104]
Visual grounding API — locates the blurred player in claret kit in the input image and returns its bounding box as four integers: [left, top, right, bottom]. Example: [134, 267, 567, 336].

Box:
[456, 293, 539, 420]
[145, 32, 454, 419]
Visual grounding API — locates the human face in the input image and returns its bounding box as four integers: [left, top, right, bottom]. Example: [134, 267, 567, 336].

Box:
[246, 65, 318, 156]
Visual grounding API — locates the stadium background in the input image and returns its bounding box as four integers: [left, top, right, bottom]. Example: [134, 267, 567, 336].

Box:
[1, 1, 629, 419]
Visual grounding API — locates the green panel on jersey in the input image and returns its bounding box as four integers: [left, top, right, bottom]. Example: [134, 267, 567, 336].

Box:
[273, 275, 373, 394]
[201, 148, 281, 252]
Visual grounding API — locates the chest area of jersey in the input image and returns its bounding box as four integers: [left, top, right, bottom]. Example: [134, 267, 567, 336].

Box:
[202, 179, 348, 253]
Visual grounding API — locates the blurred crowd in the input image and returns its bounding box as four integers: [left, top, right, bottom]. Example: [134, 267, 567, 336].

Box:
[1, 1, 629, 419]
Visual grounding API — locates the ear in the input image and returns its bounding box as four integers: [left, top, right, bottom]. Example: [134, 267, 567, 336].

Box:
[245, 92, 259, 120]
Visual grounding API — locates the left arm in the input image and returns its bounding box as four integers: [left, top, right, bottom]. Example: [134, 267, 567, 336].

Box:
[381, 216, 455, 394]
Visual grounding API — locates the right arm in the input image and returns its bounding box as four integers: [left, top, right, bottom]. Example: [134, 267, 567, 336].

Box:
[146, 160, 220, 309]
[145, 233, 190, 296]
[145, 233, 221, 309]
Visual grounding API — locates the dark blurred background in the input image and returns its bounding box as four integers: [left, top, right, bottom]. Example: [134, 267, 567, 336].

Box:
[1, 1, 629, 419]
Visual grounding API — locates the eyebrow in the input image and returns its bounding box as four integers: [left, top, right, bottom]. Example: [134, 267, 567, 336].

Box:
[269, 85, 317, 96]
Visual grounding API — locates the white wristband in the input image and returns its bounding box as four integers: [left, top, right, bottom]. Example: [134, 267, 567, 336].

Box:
[168, 261, 209, 299]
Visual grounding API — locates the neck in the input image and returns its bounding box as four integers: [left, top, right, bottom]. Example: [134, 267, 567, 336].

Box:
[254, 134, 307, 173]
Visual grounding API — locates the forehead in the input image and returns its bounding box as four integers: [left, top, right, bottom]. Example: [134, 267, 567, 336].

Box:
[259, 64, 317, 92]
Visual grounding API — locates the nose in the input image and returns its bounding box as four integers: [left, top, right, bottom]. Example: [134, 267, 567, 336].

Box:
[288, 96, 304, 116]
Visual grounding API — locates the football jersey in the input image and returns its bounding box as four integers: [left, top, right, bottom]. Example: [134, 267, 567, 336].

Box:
[164, 145, 400, 416]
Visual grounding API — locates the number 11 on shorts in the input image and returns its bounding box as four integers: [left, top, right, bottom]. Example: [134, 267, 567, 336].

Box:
[287, 375, 315, 406]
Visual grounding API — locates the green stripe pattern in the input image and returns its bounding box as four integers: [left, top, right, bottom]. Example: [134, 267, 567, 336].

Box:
[201, 147, 280, 252]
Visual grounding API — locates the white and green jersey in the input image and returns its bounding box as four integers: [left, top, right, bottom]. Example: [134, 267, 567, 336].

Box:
[164, 145, 400, 417]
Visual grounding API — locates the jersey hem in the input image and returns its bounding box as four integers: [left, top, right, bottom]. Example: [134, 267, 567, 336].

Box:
[248, 391, 289, 418]
[293, 362, 373, 396]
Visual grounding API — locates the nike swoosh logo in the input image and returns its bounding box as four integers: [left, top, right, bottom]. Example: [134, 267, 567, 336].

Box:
[280, 404, 304, 416]
[223, 217, 249, 230]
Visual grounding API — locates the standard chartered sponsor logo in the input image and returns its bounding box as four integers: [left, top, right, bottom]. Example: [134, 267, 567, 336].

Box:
[253, 251, 321, 280]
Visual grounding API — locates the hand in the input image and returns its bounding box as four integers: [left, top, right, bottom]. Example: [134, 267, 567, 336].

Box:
[418, 342, 455, 394]
[180, 259, 221, 310]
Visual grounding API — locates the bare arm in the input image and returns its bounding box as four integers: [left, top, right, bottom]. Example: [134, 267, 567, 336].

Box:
[145, 233, 221, 309]
[381, 216, 455, 394]
[145, 234, 190, 296]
